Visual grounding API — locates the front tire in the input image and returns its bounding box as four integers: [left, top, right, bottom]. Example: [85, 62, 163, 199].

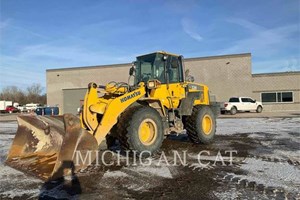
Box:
[117, 106, 164, 156]
[185, 106, 216, 144]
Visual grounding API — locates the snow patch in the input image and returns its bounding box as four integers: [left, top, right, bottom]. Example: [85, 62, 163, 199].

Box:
[103, 170, 129, 178]
[217, 118, 300, 137]
[129, 165, 173, 179]
[230, 157, 300, 192]
[0, 165, 41, 198]
[0, 121, 18, 134]
[1, 188, 40, 199]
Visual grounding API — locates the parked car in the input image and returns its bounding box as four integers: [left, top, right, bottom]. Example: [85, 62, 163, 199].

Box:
[17, 105, 28, 113]
[221, 97, 263, 115]
[6, 106, 19, 113]
[25, 103, 41, 112]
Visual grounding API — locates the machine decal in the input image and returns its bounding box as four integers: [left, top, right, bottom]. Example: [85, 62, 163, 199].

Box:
[120, 91, 141, 103]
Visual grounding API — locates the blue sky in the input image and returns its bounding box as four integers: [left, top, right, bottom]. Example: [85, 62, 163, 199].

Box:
[0, 0, 299, 91]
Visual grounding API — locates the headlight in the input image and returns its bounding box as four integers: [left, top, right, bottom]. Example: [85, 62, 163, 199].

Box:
[147, 80, 161, 89]
[147, 81, 155, 89]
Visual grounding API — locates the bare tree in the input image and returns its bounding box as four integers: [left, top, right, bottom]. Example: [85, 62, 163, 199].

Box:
[0, 83, 46, 105]
[0, 86, 26, 104]
[26, 83, 43, 103]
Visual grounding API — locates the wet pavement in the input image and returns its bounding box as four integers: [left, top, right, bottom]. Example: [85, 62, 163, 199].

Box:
[0, 117, 299, 199]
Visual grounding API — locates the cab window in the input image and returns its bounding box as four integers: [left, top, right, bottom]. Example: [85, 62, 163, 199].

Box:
[229, 98, 239, 102]
[167, 56, 184, 83]
[241, 98, 249, 102]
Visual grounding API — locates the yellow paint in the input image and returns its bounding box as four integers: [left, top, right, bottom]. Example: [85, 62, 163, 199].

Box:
[89, 103, 107, 114]
[191, 83, 210, 106]
[81, 82, 146, 145]
[82, 84, 99, 132]
[149, 82, 210, 110]
[105, 82, 128, 94]
[150, 83, 186, 109]
[202, 114, 212, 135]
[138, 119, 157, 145]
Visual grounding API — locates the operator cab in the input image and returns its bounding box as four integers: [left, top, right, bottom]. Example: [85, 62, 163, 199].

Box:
[130, 52, 184, 86]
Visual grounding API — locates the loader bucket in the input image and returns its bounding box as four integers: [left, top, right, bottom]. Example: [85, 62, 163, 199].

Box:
[6, 114, 98, 181]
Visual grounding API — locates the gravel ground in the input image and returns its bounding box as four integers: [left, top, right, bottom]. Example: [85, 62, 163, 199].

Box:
[0, 117, 299, 199]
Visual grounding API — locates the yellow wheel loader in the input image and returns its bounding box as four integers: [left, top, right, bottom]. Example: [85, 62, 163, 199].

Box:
[6, 51, 219, 180]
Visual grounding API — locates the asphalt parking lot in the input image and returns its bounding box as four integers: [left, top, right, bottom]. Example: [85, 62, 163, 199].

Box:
[0, 113, 299, 199]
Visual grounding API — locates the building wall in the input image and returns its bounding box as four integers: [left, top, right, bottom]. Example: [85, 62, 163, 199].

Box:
[252, 72, 300, 111]
[184, 54, 252, 102]
[46, 53, 299, 114]
[47, 63, 131, 113]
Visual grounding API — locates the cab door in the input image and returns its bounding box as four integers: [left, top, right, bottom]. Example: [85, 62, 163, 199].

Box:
[149, 55, 185, 109]
[241, 98, 251, 110]
[248, 98, 257, 110]
[165, 56, 186, 108]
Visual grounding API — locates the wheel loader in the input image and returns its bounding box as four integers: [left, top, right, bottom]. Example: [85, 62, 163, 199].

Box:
[6, 51, 219, 180]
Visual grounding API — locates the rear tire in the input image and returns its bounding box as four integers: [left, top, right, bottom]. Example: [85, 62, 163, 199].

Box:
[256, 106, 263, 113]
[105, 135, 117, 149]
[184, 106, 216, 144]
[106, 128, 117, 150]
[230, 107, 237, 115]
[117, 106, 164, 156]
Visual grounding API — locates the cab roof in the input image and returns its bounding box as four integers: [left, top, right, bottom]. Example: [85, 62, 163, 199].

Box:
[137, 51, 180, 58]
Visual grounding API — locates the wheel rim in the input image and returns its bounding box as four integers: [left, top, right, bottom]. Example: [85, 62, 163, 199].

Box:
[138, 119, 157, 146]
[202, 114, 213, 135]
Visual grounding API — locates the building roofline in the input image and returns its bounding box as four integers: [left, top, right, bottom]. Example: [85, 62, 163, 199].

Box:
[46, 62, 131, 72]
[46, 52, 252, 72]
[185, 53, 251, 61]
[252, 71, 300, 77]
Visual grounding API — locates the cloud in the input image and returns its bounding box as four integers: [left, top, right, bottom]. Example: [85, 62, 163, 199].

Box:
[253, 57, 300, 73]
[219, 18, 299, 56]
[0, 19, 10, 30]
[0, 42, 139, 89]
[17, 44, 133, 67]
[10, 24, 49, 39]
[181, 18, 203, 42]
[226, 18, 265, 33]
[0, 18, 48, 40]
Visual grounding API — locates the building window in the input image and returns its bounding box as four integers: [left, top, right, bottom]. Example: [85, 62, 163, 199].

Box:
[282, 92, 293, 102]
[261, 93, 277, 102]
[261, 92, 293, 103]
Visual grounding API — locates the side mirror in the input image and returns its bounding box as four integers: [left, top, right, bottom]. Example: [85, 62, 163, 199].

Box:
[187, 75, 194, 82]
[129, 66, 135, 76]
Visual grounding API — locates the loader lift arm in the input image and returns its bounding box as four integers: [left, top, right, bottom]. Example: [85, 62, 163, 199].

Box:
[82, 82, 146, 145]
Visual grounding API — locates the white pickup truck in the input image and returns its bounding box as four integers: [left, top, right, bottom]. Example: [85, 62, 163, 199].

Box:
[221, 97, 263, 115]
